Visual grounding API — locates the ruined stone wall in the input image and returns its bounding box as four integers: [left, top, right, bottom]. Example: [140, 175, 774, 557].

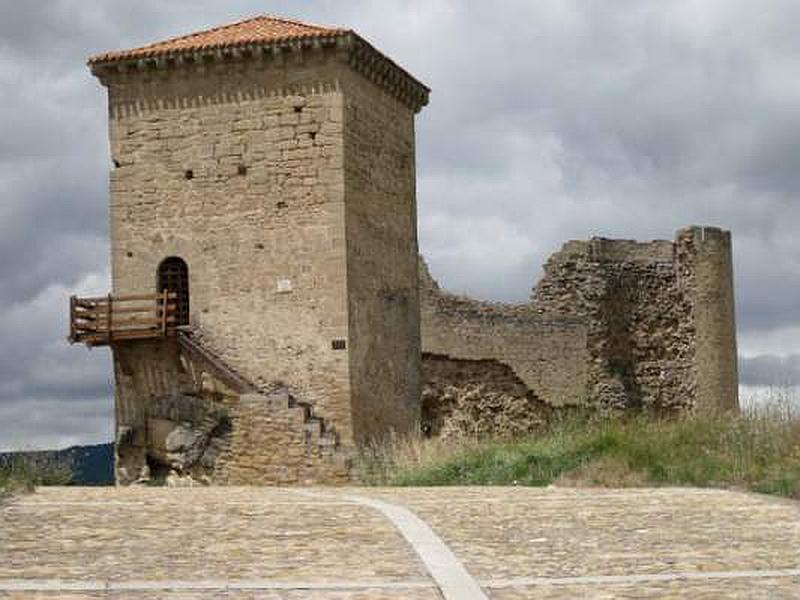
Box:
[105, 54, 354, 442]
[421, 226, 738, 414]
[532, 236, 695, 410]
[420, 260, 590, 406]
[342, 69, 421, 443]
[532, 226, 738, 411]
[113, 339, 238, 484]
[113, 339, 348, 485]
[113, 340, 185, 483]
[422, 354, 551, 439]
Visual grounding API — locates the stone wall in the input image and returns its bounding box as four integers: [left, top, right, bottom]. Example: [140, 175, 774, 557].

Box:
[532, 236, 695, 410]
[99, 39, 427, 483]
[113, 338, 348, 485]
[106, 55, 354, 441]
[420, 259, 589, 406]
[677, 227, 739, 411]
[219, 392, 349, 485]
[342, 68, 421, 443]
[421, 226, 738, 415]
[422, 354, 552, 439]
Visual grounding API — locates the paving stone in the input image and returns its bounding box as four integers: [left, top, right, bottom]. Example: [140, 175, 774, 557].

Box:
[488, 577, 800, 599]
[0, 487, 428, 583]
[2, 486, 799, 599]
[356, 487, 800, 580]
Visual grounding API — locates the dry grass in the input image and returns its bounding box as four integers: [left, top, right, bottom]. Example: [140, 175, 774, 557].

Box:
[354, 401, 800, 499]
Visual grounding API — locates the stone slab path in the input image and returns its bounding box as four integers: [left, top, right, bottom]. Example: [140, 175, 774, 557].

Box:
[1, 486, 798, 598]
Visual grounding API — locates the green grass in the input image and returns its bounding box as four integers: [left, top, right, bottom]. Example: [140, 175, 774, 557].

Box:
[355, 404, 800, 499]
[0, 453, 74, 500]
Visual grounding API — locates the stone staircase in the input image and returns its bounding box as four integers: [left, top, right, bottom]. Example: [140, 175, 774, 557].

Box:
[175, 328, 341, 461]
[244, 385, 340, 459]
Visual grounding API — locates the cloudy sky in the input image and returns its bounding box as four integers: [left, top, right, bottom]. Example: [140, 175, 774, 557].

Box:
[2, 0, 800, 450]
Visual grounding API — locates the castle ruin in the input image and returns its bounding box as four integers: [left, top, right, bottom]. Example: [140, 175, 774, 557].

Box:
[71, 16, 738, 485]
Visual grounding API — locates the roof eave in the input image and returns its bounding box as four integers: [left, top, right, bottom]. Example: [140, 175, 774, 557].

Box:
[89, 31, 430, 113]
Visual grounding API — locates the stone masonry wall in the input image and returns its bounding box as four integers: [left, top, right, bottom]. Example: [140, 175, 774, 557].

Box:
[342, 68, 421, 443]
[113, 339, 348, 485]
[422, 354, 552, 439]
[219, 393, 349, 485]
[105, 53, 354, 446]
[532, 237, 695, 410]
[676, 227, 739, 411]
[421, 226, 738, 415]
[532, 226, 738, 411]
[420, 259, 589, 406]
[101, 43, 428, 482]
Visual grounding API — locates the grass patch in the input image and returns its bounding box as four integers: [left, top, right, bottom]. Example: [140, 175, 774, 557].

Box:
[355, 404, 800, 499]
[0, 452, 74, 500]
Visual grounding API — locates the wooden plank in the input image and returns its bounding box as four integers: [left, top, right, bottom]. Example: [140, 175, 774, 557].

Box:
[111, 316, 177, 327]
[107, 294, 113, 344]
[161, 289, 168, 336]
[112, 330, 160, 338]
[74, 315, 99, 323]
[74, 303, 104, 311]
[82, 319, 173, 330]
[111, 331, 163, 341]
[112, 292, 178, 302]
[69, 296, 76, 343]
[76, 292, 174, 303]
[90, 306, 152, 315]
[71, 290, 180, 347]
[90, 303, 177, 315]
[74, 296, 110, 305]
[176, 332, 257, 394]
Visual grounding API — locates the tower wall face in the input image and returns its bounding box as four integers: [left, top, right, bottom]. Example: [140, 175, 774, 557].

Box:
[106, 55, 355, 443]
[677, 227, 739, 411]
[341, 70, 421, 443]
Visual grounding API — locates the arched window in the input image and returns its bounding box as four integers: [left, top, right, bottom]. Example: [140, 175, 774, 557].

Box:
[157, 257, 189, 326]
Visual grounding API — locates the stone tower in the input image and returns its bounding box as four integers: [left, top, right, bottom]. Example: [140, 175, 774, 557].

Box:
[676, 226, 739, 411]
[86, 16, 429, 484]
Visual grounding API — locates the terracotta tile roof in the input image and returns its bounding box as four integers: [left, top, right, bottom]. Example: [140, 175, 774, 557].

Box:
[88, 15, 349, 65]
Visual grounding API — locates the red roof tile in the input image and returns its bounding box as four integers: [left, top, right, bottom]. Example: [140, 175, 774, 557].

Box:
[88, 15, 349, 65]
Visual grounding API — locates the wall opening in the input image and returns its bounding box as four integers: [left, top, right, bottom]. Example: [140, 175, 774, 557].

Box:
[157, 256, 190, 326]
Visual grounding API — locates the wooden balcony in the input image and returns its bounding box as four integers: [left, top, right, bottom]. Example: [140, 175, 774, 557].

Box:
[69, 291, 178, 347]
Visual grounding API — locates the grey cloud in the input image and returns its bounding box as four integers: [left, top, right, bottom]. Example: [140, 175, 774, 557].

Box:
[0, 397, 112, 452]
[739, 355, 800, 387]
[3, 1, 800, 449]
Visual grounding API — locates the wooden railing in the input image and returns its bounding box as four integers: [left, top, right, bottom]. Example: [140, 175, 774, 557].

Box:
[69, 291, 178, 346]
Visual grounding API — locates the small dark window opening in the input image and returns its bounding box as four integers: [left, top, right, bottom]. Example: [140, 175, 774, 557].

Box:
[237, 164, 248, 176]
[184, 169, 194, 180]
[309, 131, 317, 142]
[112, 159, 121, 169]
[157, 257, 190, 326]
[332, 339, 346, 350]
[276, 201, 288, 209]
[294, 106, 303, 114]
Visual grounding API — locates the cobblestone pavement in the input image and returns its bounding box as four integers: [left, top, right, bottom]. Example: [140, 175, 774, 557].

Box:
[1, 486, 798, 598]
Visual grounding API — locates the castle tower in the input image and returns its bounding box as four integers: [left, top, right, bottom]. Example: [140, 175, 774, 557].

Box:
[676, 226, 739, 411]
[81, 16, 429, 484]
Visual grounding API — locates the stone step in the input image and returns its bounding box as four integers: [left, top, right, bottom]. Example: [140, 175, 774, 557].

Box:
[177, 328, 344, 465]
